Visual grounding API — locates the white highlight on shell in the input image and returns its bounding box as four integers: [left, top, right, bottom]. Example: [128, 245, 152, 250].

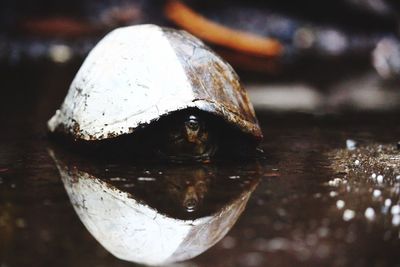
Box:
[376, 175, 384, 184]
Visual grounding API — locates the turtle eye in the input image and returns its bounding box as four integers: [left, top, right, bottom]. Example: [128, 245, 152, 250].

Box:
[185, 115, 200, 131]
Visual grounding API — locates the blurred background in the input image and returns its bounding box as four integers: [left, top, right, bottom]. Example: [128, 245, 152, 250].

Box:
[1, 2, 400, 267]
[1, 0, 399, 112]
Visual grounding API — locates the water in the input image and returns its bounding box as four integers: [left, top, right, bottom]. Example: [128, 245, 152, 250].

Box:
[0, 62, 399, 266]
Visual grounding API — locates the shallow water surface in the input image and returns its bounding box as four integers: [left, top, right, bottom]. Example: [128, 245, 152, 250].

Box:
[0, 63, 399, 266]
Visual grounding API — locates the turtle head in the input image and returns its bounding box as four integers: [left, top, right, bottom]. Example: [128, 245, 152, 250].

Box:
[157, 111, 217, 162]
[184, 115, 202, 143]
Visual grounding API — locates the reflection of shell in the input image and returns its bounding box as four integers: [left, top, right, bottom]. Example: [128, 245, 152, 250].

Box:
[51, 152, 258, 265]
[48, 24, 262, 141]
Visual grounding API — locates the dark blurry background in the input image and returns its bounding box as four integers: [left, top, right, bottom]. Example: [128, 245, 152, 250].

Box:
[1, 0, 399, 112]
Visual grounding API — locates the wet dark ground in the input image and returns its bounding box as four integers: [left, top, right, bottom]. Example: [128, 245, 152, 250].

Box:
[0, 62, 400, 267]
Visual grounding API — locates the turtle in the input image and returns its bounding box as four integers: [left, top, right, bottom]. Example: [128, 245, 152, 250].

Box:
[47, 24, 262, 161]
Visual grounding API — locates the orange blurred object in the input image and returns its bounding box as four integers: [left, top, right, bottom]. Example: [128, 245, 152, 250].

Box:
[165, 0, 283, 58]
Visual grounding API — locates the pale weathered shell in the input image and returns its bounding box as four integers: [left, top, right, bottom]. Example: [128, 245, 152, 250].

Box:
[48, 24, 262, 141]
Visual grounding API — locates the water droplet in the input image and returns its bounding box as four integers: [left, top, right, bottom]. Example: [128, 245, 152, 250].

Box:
[49, 44, 72, 63]
[137, 177, 156, 181]
[346, 139, 357, 150]
[372, 189, 381, 198]
[110, 177, 126, 181]
[364, 207, 375, 221]
[336, 200, 345, 209]
[391, 205, 400, 215]
[15, 218, 26, 228]
[343, 209, 356, 221]
[221, 236, 236, 249]
[328, 178, 342, 187]
[392, 214, 400, 226]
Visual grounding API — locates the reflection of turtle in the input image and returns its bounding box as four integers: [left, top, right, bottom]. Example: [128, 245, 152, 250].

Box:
[49, 148, 260, 265]
[164, 166, 211, 213]
[48, 25, 262, 161]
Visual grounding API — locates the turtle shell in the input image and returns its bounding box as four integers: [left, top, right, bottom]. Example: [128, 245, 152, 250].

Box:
[48, 24, 262, 141]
